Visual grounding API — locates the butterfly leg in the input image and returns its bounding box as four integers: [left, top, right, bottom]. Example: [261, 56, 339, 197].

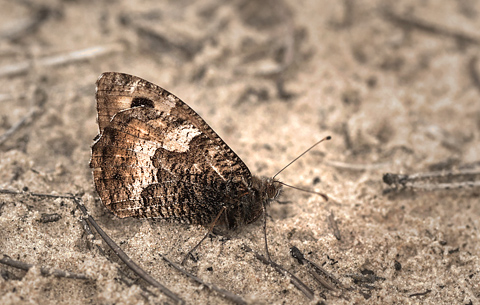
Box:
[181, 206, 227, 265]
[262, 202, 272, 262]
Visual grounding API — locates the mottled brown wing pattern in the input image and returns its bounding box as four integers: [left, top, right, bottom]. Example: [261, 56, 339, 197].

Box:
[90, 72, 253, 225]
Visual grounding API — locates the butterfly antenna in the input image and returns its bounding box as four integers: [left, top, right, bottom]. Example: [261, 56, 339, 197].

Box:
[276, 181, 328, 201]
[273, 136, 331, 180]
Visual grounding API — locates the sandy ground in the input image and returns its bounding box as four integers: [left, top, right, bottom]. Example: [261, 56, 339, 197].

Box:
[1, 0, 480, 304]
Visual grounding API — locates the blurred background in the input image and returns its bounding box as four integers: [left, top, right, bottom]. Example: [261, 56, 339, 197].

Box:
[0, 1, 479, 304]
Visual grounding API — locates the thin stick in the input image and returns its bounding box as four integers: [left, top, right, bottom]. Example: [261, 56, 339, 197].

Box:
[383, 169, 480, 191]
[409, 289, 432, 297]
[161, 254, 247, 305]
[383, 10, 480, 45]
[290, 246, 340, 292]
[242, 244, 314, 300]
[0, 108, 38, 146]
[327, 212, 341, 241]
[0, 43, 124, 78]
[72, 197, 184, 304]
[401, 181, 480, 191]
[324, 160, 389, 171]
[0, 87, 46, 146]
[0, 255, 90, 280]
[0, 189, 76, 199]
[77, 209, 157, 301]
[384, 169, 480, 184]
[346, 273, 385, 283]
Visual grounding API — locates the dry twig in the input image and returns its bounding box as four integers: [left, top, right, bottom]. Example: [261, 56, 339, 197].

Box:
[0, 189, 75, 199]
[383, 10, 480, 45]
[242, 244, 314, 300]
[383, 168, 480, 192]
[290, 246, 340, 293]
[72, 197, 184, 304]
[325, 160, 389, 171]
[469, 56, 480, 94]
[76, 209, 157, 300]
[0, 88, 47, 146]
[0, 43, 124, 78]
[327, 212, 341, 241]
[0, 255, 90, 280]
[160, 254, 247, 305]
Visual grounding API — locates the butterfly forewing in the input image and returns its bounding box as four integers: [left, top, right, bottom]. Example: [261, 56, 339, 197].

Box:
[90, 72, 253, 225]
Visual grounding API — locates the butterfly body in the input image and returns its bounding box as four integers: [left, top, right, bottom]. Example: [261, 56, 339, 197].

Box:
[90, 72, 282, 229]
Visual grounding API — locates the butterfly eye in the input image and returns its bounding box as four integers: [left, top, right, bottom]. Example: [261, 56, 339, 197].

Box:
[266, 184, 276, 198]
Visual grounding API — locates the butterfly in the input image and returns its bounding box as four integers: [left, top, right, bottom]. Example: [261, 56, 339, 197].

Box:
[90, 72, 283, 231]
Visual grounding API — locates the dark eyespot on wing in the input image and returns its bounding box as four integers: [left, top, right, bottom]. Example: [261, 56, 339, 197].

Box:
[131, 97, 155, 108]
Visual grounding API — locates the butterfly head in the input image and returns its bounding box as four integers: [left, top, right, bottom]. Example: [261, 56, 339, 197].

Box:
[235, 176, 282, 226]
[265, 177, 282, 201]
